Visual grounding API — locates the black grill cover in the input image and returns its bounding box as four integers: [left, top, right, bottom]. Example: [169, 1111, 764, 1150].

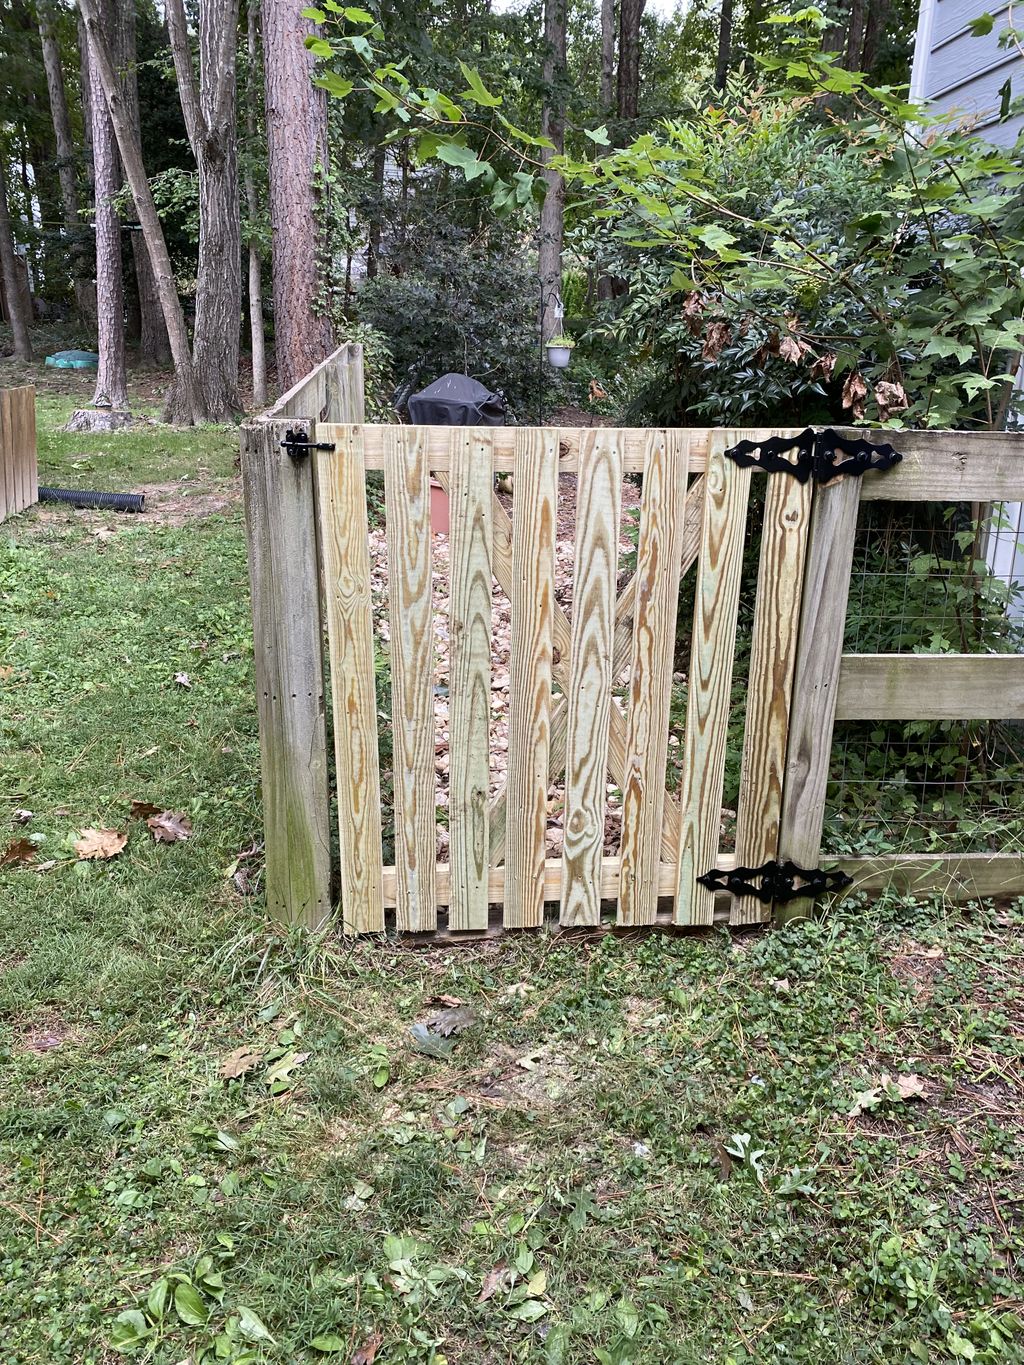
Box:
[407, 373, 505, 426]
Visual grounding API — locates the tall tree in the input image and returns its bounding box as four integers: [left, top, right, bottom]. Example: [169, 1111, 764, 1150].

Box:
[77, 0, 208, 423]
[244, 3, 267, 407]
[84, 0, 128, 409]
[37, 0, 93, 319]
[616, 0, 645, 121]
[261, 0, 333, 392]
[539, 0, 566, 343]
[0, 156, 32, 361]
[600, 0, 615, 114]
[715, 0, 733, 90]
[166, 0, 242, 417]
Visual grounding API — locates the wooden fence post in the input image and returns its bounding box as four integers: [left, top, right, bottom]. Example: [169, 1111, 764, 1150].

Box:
[242, 419, 332, 928]
[776, 476, 861, 922]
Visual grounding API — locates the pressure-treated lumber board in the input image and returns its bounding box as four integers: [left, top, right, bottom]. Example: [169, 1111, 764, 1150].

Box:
[0, 385, 35, 521]
[0, 387, 12, 521]
[387, 855, 683, 906]
[384, 427, 437, 931]
[447, 431, 494, 930]
[835, 653, 1024, 720]
[503, 428, 558, 927]
[560, 430, 623, 926]
[241, 420, 331, 927]
[20, 385, 37, 509]
[317, 424, 385, 933]
[618, 431, 690, 925]
[732, 466, 814, 924]
[360, 424, 700, 473]
[266, 341, 362, 420]
[777, 476, 862, 922]
[676, 436, 752, 925]
[835, 852, 1024, 900]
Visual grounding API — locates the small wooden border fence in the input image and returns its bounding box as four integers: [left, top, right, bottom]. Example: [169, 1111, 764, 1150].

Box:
[0, 385, 37, 523]
[242, 347, 1024, 935]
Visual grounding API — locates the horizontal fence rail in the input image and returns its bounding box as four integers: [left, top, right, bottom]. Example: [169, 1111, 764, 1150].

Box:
[239, 410, 1024, 935]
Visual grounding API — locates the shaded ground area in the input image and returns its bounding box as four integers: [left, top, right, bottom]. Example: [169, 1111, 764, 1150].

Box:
[0, 391, 1022, 1364]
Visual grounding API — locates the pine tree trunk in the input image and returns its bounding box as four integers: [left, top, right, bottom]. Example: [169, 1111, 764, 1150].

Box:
[539, 0, 566, 344]
[246, 2, 267, 408]
[845, 0, 868, 69]
[261, 0, 333, 392]
[78, 0, 208, 424]
[0, 159, 32, 361]
[616, 0, 645, 121]
[715, 0, 733, 90]
[39, 3, 94, 320]
[859, 0, 889, 72]
[87, 0, 128, 409]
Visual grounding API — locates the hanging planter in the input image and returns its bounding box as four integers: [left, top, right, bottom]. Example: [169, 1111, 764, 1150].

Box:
[545, 335, 575, 369]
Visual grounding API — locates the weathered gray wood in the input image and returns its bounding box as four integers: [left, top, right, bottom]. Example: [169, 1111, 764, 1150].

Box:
[836, 653, 1024, 719]
[777, 477, 862, 923]
[834, 851, 1024, 900]
[241, 419, 331, 927]
[264, 341, 363, 420]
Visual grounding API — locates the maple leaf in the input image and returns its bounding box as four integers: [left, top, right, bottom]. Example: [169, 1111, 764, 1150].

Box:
[219, 1046, 265, 1080]
[146, 811, 192, 843]
[1, 837, 37, 867]
[778, 335, 806, 364]
[129, 800, 162, 820]
[875, 380, 908, 421]
[74, 828, 128, 861]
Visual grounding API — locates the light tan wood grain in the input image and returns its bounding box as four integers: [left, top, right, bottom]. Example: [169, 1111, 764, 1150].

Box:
[732, 466, 813, 923]
[835, 653, 1024, 720]
[384, 427, 437, 931]
[241, 420, 331, 927]
[676, 436, 752, 925]
[560, 430, 623, 926]
[503, 428, 558, 927]
[618, 432, 690, 925]
[317, 424, 385, 933]
[447, 432, 494, 930]
[776, 476, 862, 923]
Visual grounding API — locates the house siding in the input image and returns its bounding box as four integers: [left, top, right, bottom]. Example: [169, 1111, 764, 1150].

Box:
[910, 0, 1023, 146]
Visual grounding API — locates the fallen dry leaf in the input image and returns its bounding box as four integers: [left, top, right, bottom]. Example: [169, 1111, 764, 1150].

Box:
[894, 1073, 928, 1102]
[12, 809, 33, 825]
[848, 1071, 929, 1117]
[1, 837, 37, 867]
[423, 1005, 478, 1037]
[478, 1263, 510, 1303]
[173, 672, 192, 689]
[219, 1046, 265, 1080]
[352, 1333, 383, 1365]
[146, 810, 192, 843]
[74, 828, 127, 861]
[129, 800, 162, 820]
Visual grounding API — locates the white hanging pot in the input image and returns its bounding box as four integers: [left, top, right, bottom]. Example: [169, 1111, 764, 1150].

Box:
[546, 344, 572, 369]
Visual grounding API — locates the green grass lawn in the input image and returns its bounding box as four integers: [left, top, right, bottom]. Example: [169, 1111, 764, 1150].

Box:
[1, 384, 1023, 1364]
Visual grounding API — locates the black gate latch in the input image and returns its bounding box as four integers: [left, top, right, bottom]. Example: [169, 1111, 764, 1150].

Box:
[697, 859, 853, 905]
[281, 428, 336, 461]
[724, 428, 902, 485]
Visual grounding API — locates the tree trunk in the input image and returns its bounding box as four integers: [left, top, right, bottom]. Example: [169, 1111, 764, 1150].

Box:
[366, 141, 385, 280]
[166, 0, 242, 419]
[845, 0, 868, 70]
[86, 0, 128, 409]
[245, 3, 267, 407]
[715, 0, 733, 91]
[39, 2, 94, 320]
[539, 0, 566, 345]
[261, 0, 333, 392]
[0, 159, 32, 361]
[616, 0, 645, 122]
[859, 0, 890, 71]
[78, 0, 208, 424]
[601, 0, 615, 113]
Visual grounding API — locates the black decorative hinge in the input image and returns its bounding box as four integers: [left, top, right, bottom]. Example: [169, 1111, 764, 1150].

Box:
[697, 858, 853, 905]
[281, 428, 336, 461]
[724, 428, 902, 485]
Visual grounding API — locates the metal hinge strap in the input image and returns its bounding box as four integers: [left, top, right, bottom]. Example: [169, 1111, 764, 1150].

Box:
[724, 428, 902, 485]
[697, 859, 853, 905]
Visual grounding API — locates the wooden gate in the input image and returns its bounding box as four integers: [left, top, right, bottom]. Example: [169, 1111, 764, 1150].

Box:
[242, 349, 1024, 934]
[311, 423, 812, 934]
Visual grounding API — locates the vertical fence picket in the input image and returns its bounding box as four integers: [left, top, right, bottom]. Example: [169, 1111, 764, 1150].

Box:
[504, 428, 558, 928]
[617, 432, 690, 925]
[560, 430, 623, 926]
[317, 423, 385, 933]
[777, 477, 861, 922]
[385, 426, 436, 931]
[0, 389, 11, 522]
[676, 435, 752, 925]
[448, 431, 493, 930]
[20, 387, 37, 509]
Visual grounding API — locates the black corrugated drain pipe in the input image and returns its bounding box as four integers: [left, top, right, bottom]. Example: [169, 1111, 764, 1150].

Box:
[39, 486, 145, 513]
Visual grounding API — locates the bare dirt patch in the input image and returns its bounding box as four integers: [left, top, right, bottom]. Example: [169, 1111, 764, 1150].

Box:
[30, 479, 241, 529]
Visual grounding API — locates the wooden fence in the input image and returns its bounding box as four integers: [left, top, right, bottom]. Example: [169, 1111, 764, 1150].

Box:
[0, 385, 37, 523]
[243, 356, 1024, 934]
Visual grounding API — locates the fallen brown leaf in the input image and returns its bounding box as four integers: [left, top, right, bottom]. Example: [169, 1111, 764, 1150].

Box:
[1, 837, 36, 867]
[146, 811, 192, 843]
[174, 672, 192, 689]
[12, 809, 33, 825]
[129, 800, 162, 820]
[478, 1263, 510, 1303]
[219, 1046, 265, 1080]
[352, 1333, 383, 1365]
[74, 828, 127, 861]
[894, 1073, 928, 1102]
